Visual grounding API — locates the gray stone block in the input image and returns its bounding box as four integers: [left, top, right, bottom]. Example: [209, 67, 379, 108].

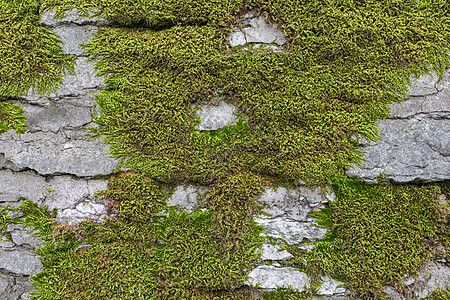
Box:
[260, 243, 293, 261]
[227, 13, 287, 47]
[255, 216, 327, 245]
[0, 169, 107, 209]
[52, 25, 98, 56]
[0, 130, 119, 176]
[167, 185, 207, 213]
[41, 9, 108, 27]
[408, 72, 439, 96]
[21, 102, 93, 133]
[194, 101, 238, 131]
[0, 273, 35, 300]
[0, 249, 42, 276]
[245, 265, 309, 291]
[317, 276, 347, 296]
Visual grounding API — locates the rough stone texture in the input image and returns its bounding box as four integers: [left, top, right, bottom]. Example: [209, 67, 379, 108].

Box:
[255, 216, 328, 245]
[0, 273, 35, 300]
[260, 244, 293, 261]
[0, 169, 107, 208]
[167, 185, 209, 213]
[0, 130, 118, 176]
[255, 186, 333, 221]
[408, 72, 440, 96]
[0, 249, 42, 276]
[41, 9, 109, 27]
[52, 25, 98, 56]
[1, 225, 41, 250]
[317, 276, 347, 296]
[194, 101, 238, 131]
[245, 265, 309, 291]
[227, 12, 287, 47]
[346, 67, 450, 183]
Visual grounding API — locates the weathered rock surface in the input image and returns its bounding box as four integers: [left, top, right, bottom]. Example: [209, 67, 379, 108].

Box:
[0, 273, 35, 300]
[383, 262, 450, 299]
[52, 25, 98, 56]
[317, 276, 347, 296]
[0, 130, 118, 176]
[227, 12, 287, 47]
[194, 101, 238, 131]
[347, 68, 450, 183]
[41, 9, 108, 27]
[167, 185, 208, 213]
[246, 265, 309, 291]
[255, 186, 333, 221]
[0, 225, 41, 250]
[255, 216, 327, 245]
[0, 249, 42, 276]
[260, 243, 293, 261]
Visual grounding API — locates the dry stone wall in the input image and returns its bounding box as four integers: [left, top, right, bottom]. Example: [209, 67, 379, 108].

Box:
[0, 9, 449, 300]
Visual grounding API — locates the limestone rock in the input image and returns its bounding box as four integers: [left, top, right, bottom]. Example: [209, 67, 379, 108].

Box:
[167, 185, 207, 213]
[194, 101, 238, 131]
[346, 118, 450, 183]
[0, 249, 42, 276]
[52, 25, 98, 56]
[21, 102, 93, 133]
[0, 169, 107, 209]
[227, 13, 287, 47]
[5, 225, 41, 249]
[317, 276, 347, 296]
[41, 9, 108, 27]
[58, 200, 109, 225]
[408, 73, 439, 96]
[245, 265, 309, 291]
[260, 244, 294, 261]
[255, 216, 327, 245]
[0, 130, 119, 176]
[0, 273, 35, 300]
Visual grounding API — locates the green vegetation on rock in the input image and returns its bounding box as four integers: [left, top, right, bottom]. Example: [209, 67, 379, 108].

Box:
[285, 178, 449, 299]
[0, 0, 75, 134]
[1, 0, 449, 299]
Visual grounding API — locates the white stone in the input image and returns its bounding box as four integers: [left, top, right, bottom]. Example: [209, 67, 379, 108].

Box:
[0, 249, 43, 276]
[167, 185, 201, 213]
[317, 276, 346, 295]
[408, 72, 439, 96]
[255, 216, 328, 245]
[246, 265, 309, 291]
[260, 244, 293, 261]
[194, 101, 238, 131]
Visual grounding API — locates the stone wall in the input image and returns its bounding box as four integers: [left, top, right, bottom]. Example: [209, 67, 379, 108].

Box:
[0, 9, 449, 300]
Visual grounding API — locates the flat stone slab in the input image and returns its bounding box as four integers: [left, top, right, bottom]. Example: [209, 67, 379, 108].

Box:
[408, 72, 440, 96]
[21, 102, 93, 133]
[347, 77, 450, 183]
[317, 276, 347, 296]
[0, 249, 42, 276]
[52, 25, 98, 56]
[41, 9, 108, 27]
[246, 265, 309, 291]
[0, 169, 107, 207]
[0, 130, 118, 176]
[194, 101, 238, 131]
[346, 118, 450, 183]
[260, 243, 293, 261]
[255, 216, 327, 245]
[227, 12, 287, 47]
[256, 186, 334, 221]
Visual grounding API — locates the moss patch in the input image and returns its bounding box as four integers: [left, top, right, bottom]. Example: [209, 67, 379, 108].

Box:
[5, 172, 265, 299]
[284, 178, 449, 299]
[42, 0, 449, 186]
[0, 0, 75, 134]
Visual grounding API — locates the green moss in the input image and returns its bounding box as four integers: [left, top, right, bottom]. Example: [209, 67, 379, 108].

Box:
[0, 101, 28, 134]
[0, 0, 76, 134]
[425, 288, 450, 300]
[284, 178, 448, 299]
[42, 0, 449, 186]
[0, 0, 75, 97]
[19, 172, 265, 299]
[3, 0, 449, 298]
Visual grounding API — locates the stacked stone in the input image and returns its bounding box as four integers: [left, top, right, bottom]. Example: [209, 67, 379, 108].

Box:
[0, 9, 449, 300]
